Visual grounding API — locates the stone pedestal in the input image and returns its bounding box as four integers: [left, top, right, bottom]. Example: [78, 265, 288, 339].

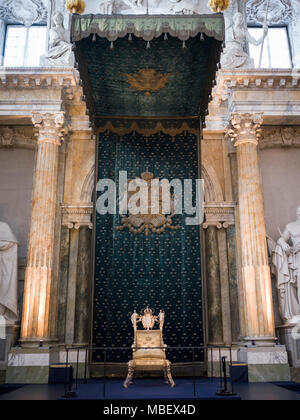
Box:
[238, 346, 291, 382]
[278, 324, 300, 368]
[20, 113, 65, 348]
[6, 347, 88, 384]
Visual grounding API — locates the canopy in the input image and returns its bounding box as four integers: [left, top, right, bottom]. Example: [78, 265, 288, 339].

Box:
[71, 14, 225, 42]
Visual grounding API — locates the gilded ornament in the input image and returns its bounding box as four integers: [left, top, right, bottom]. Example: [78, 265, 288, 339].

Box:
[208, 0, 230, 13]
[125, 69, 169, 97]
[116, 171, 180, 236]
[66, 0, 86, 14]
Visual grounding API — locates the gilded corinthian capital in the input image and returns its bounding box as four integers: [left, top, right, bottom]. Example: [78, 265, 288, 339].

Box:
[226, 113, 263, 147]
[32, 112, 65, 145]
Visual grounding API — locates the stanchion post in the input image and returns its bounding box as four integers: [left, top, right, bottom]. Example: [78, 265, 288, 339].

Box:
[75, 347, 79, 390]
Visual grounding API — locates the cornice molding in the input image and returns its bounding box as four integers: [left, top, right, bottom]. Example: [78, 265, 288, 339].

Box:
[211, 69, 300, 106]
[0, 68, 80, 89]
[203, 201, 236, 228]
[61, 204, 93, 229]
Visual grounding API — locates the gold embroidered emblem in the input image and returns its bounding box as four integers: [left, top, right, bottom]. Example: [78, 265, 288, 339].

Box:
[116, 171, 181, 236]
[125, 69, 169, 97]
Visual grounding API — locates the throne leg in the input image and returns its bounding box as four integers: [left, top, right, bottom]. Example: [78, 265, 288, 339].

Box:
[164, 368, 169, 385]
[166, 361, 175, 388]
[124, 362, 135, 388]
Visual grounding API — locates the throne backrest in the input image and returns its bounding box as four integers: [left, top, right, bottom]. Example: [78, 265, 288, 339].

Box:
[135, 329, 163, 349]
[130, 308, 166, 360]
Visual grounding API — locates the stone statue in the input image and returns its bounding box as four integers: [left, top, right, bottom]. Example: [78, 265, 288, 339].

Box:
[40, 12, 74, 67]
[119, 0, 210, 15]
[0, 222, 18, 324]
[99, 0, 115, 14]
[221, 11, 268, 69]
[272, 206, 300, 323]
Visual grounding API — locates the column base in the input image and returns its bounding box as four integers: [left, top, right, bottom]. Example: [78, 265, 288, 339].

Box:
[20, 337, 58, 349]
[241, 336, 277, 347]
[237, 345, 291, 382]
[5, 347, 89, 384]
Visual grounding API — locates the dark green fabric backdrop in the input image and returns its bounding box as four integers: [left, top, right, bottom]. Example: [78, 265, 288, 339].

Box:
[93, 130, 203, 363]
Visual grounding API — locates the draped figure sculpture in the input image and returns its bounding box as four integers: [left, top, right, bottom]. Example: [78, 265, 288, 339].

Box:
[272, 206, 300, 323]
[221, 12, 268, 69]
[0, 222, 18, 324]
[41, 12, 74, 67]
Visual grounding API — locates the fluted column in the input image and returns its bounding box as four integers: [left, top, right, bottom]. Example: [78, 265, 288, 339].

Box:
[21, 112, 65, 348]
[227, 113, 275, 345]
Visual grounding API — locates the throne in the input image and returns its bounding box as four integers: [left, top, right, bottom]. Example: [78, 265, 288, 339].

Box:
[124, 308, 175, 388]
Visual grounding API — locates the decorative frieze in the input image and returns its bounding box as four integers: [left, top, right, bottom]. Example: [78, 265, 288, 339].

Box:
[61, 204, 93, 230]
[260, 126, 300, 149]
[0, 126, 36, 149]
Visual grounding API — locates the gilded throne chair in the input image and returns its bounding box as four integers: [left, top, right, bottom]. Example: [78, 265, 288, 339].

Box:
[124, 308, 175, 388]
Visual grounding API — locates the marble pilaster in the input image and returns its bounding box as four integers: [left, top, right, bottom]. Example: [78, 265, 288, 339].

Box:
[205, 226, 223, 344]
[217, 228, 232, 345]
[74, 226, 91, 345]
[65, 227, 80, 345]
[56, 226, 70, 343]
[20, 112, 65, 348]
[227, 113, 275, 345]
[226, 225, 240, 343]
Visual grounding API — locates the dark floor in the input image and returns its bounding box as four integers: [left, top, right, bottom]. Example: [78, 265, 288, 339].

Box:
[0, 378, 299, 400]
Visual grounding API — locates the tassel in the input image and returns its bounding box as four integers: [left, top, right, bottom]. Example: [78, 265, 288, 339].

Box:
[146, 41, 150, 49]
[128, 33, 132, 41]
[200, 33, 204, 41]
[164, 33, 168, 40]
[110, 41, 114, 49]
[92, 33, 96, 42]
[182, 40, 186, 49]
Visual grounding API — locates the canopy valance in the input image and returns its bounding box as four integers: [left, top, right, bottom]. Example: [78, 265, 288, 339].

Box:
[71, 14, 225, 42]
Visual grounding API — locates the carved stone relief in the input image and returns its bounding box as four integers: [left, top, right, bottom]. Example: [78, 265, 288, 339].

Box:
[0, 127, 36, 150]
[0, 0, 48, 26]
[246, 0, 294, 25]
[260, 126, 300, 149]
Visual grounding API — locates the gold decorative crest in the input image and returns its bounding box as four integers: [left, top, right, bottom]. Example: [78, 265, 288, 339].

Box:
[125, 69, 169, 97]
[116, 171, 180, 236]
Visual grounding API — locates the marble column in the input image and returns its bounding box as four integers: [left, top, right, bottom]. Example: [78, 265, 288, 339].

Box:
[227, 113, 275, 345]
[20, 113, 65, 348]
